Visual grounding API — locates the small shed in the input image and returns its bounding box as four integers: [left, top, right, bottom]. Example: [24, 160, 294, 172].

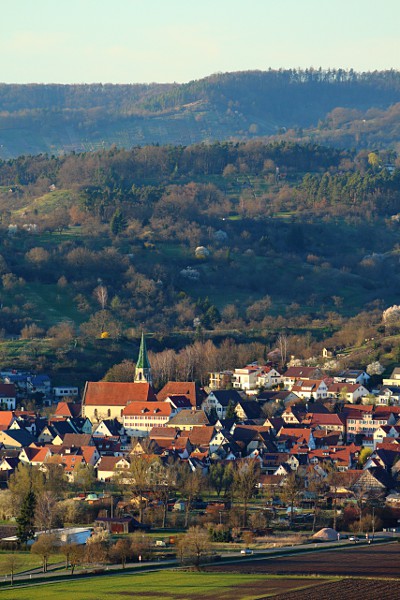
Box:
[94, 516, 148, 534]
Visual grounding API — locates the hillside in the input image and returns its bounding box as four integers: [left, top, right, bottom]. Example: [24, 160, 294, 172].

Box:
[1, 70, 400, 157]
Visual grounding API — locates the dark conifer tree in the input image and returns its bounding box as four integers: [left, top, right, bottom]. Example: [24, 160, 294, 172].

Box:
[16, 489, 36, 546]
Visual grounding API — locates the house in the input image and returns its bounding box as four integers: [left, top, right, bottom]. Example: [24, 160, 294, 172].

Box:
[0, 411, 17, 431]
[334, 369, 370, 387]
[27, 374, 51, 397]
[0, 429, 35, 448]
[96, 456, 130, 482]
[373, 426, 400, 449]
[0, 384, 17, 410]
[93, 419, 124, 438]
[0, 456, 20, 478]
[256, 366, 282, 389]
[326, 382, 369, 403]
[304, 412, 345, 434]
[344, 405, 395, 441]
[122, 401, 177, 437]
[383, 366, 400, 387]
[53, 386, 79, 400]
[291, 379, 328, 401]
[157, 382, 205, 408]
[276, 428, 316, 450]
[54, 401, 82, 419]
[234, 400, 263, 422]
[232, 364, 261, 391]
[208, 370, 233, 390]
[281, 404, 307, 425]
[353, 466, 396, 494]
[202, 389, 243, 420]
[282, 366, 323, 389]
[166, 410, 210, 431]
[62, 433, 94, 449]
[82, 381, 157, 422]
[376, 386, 400, 406]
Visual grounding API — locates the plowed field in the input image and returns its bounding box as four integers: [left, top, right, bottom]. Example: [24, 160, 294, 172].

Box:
[207, 542, 400, 577]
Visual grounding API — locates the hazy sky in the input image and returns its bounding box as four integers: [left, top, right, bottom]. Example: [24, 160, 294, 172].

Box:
[1, 0, 399, 84]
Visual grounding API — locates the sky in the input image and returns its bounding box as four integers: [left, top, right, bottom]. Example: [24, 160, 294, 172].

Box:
[1, 0, 399, 84]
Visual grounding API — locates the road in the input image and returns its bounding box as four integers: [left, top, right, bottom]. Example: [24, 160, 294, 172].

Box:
[2, 533, 397, 589]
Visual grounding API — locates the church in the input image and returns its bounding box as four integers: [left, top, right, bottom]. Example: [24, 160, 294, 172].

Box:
[82, 333, 156, 423]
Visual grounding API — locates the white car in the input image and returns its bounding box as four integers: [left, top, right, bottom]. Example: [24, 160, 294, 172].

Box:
[240, 548, 253, 555]
[349, 536, 359, 542]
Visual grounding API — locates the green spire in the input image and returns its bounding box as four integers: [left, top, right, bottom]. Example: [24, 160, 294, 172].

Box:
[136, 332, 151, 370]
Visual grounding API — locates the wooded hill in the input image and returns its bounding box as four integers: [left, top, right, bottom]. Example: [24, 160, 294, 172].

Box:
[1, 69, 400, 158]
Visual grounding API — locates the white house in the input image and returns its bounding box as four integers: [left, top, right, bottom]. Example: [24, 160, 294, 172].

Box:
[0, 384, 17, 410]
[53, 386, 79, 400]
[232, 364, 261, 390]
[291, 379, 328, 400]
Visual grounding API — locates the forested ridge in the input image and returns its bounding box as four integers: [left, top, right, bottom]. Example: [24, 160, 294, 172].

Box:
[0, 139, 400, 385]
[1, 69, 400, 157]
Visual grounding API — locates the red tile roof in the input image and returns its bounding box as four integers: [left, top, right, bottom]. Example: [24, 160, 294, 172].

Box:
[157, 382, 200, 407]
[122, 401, 173, 417]
[54, 401, 81, 418]
[0, 411, 15, 428]
[83, 381, 156, 406]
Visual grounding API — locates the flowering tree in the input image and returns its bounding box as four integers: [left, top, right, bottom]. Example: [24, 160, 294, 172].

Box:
[383, 305, 400, 333]
[366, 361, 385, 376]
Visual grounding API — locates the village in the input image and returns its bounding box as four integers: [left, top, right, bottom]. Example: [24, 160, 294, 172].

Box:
[0, 331, 399, 552]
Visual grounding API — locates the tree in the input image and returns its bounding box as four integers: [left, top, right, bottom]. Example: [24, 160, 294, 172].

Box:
[73, 464, 97, 493]
[102, 360, 136, 382]
[126, 454, 159, 523]
[176, 463, 203, 528]
[110, 209, 127, 236]
[280, 470, 304, 525]
[307, 467, 328, 533]
[31, 533, 58, 573]
[35, 491, 59, 532]
[130, 531, 151, 561]
[209, 462, 233, 498]
[110, 537, 133, 568]
[61, 543, 85, 575]
[16, 489, 36, 546]
[325, 462, 342, 531]
[366, 361, 385, 376]
[94, 285, 108, 310]
[3, 552, 21, 585]
[277, 333, 288, 369]
[177, 526, 210, 568]
[358, 447, 373, 467]
[233, 460, 260, 527]
[153, 458, 177, 528]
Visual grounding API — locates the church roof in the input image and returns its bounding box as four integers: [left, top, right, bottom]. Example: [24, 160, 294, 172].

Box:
[83, 382, 156, 406]
[136, 332, 151, 370]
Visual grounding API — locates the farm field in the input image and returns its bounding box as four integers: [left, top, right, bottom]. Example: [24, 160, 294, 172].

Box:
[0, 572, 334, 600]
[267, 578, 400, 600]
[206, 542, 400, 578]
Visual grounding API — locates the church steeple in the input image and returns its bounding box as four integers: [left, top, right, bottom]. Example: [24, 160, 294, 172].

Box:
[134, 332, 152, 385]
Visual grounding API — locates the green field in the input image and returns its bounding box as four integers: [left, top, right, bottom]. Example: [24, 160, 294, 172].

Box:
[0, 551, 64, 576]
[0, 571, 330, 600]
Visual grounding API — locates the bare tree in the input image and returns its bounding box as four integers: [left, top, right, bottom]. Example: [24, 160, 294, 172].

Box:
[94, 285, 108, 310]
[3, 551, 21, 585]
[61, 543, 85, 574]
[277, 333, 288, 369]
[110, 537, 133, 568]
[31, 533, 58, 573]
[280, 470, 304, 525]
[177, 526, 210, 568]
[233, 460, 260, 527]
